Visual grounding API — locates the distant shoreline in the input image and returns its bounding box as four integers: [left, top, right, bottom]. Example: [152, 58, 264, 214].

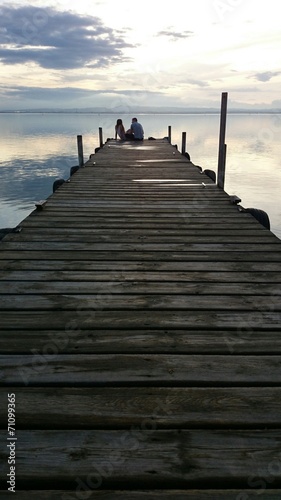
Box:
[1, 110, 281, 115]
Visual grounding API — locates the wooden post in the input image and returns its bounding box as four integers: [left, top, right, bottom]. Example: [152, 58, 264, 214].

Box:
[217, 92, 228, 189]
[181, 132, 186, 155]
[168, 126, 171, 144]
[77, 135, 84, 167]
[99, 127, 103, 148]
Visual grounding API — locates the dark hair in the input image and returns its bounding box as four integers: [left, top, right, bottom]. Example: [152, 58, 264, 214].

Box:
[116, 118, 123, 125]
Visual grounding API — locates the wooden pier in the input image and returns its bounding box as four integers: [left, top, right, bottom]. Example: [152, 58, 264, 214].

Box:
[1, 138, 281, 498]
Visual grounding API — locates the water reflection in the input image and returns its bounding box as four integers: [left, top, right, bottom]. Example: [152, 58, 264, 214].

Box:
[0, 155, 76, 228]
[0, 112, 280, 238]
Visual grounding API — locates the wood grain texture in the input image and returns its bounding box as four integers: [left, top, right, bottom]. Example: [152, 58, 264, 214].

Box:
[1, 387, 281, 429]
[1, 354, 281, 386]
[1, 430, 281, 488]
[0, 329, 281, 354]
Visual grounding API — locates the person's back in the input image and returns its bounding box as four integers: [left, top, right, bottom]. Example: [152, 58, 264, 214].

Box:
[115, 119, 126, 140]
[131, 118, 144, 140]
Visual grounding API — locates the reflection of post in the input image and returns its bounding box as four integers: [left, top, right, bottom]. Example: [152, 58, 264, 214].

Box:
[99, 127, 103, 148]
[168, 126, 171, 144]
[77, 135, 84, 167]
[181, 132, 186, 155]
[217, 92, 228, 189]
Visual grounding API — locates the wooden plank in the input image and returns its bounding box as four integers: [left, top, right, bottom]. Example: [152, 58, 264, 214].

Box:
[7, 228, 271, 237]
[1, 491, 280, 500]
[1, 387, 281, 428]
[4, 233, 276, 244]
[0, 252, 281, 268]
[27, 210, 255, 218]
[1, 259, 281, 272]
[1, 293, 281, 311]
[1, 241, 280, 252]
[1, 430, 281, 488]
[0, 329, 280, 354]
[1, 250, 281, 262]
[19, 221, 264, 230]
[1, 269, 280, 282]
[1, 354, 281, 386]
[0, 310, 280, 330]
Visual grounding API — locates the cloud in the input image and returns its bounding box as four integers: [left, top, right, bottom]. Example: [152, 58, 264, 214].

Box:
[0, 85, 167, 109]
[185, 79, 209, 88]
[0, 85, 162, 100]
[252, 71, 281, 82]
[230, 87, 261, 93]
[0, 5, 133, 70]
[156, 28, 194, 41]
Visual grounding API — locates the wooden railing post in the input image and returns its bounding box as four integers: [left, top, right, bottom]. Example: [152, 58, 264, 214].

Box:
[181, 132, 186, 155]
[217, 92, 228, 189]
[99, 127, 103, 148]
[77, 135, 84, 167]
[168, 126, 171, 144]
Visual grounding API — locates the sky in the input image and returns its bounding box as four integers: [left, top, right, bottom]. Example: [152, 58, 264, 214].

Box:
[0, 0, 280, 111]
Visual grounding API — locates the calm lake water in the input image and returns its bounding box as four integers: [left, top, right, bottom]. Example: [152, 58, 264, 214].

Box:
[1, 112, 281, 239]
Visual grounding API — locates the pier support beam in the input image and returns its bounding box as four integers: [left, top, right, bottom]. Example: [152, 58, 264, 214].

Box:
[168, 126, 171, 144]
[77, 135, 84, 167]
[99, 127, 104, 148]
[181, 132, 186, 155]
[217, 92, 228, 189]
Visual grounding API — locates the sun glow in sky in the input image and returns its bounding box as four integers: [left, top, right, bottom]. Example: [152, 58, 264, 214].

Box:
[0, 0, 280, 110]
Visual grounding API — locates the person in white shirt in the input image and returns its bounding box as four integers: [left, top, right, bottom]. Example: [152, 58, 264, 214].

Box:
[129, 117, 144, 140]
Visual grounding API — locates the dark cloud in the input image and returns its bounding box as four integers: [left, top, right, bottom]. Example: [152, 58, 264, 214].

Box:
[156, 29, 194, 41]
[0, 5, 133, 69]
[252, 71, 281, 82]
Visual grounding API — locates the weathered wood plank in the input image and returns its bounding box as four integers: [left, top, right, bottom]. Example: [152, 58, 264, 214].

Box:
[0, 329, 280, 354]
[1, 251, 281, 262]
[27, 209, 255, 218]
[1, 354, 281, 386]
[20, 216, 261, 225]
[1, 269, 280, 283]
[7, 228, 271, 237]
[1, 259, 281, 272]
[0, 310, 280, 330]
[1, 387, 281, 429]
[1, 241, 280, 251]
[1, 491, 280, 500]
[4, 233, 276, 243]
[1, 430, 281, 488]
[1, 294, 281, 311]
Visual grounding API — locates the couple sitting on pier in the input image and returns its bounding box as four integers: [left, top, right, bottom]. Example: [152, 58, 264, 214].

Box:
[115, 117, 144, 141]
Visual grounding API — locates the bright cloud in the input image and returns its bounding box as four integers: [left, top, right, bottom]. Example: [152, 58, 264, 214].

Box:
[0, 0, 281, 110]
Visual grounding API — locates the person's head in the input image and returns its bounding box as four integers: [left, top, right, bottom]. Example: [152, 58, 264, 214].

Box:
[132, 117, 137, 122]
[116, 118, 123, 125]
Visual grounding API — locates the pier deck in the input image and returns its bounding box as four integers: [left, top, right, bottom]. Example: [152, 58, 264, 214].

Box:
[1, 138, 281, 498]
